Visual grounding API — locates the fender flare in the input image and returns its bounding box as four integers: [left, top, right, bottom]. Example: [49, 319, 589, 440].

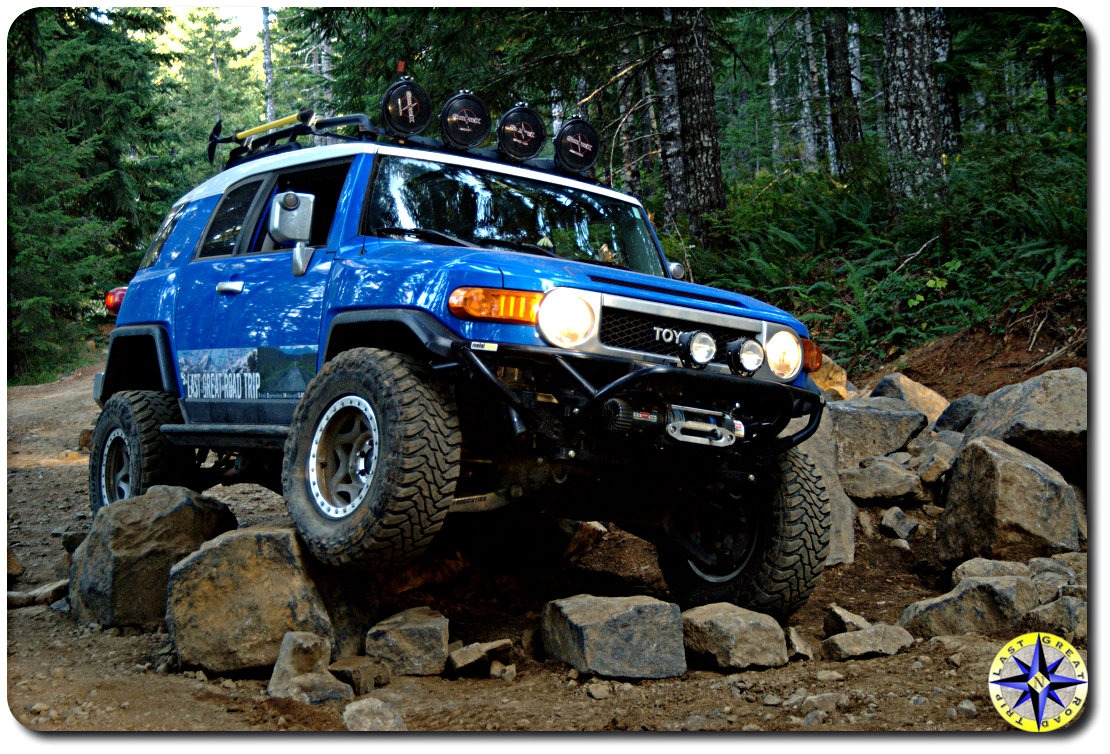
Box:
[95, 325, 179, 407]
[322, 309, 462, 364]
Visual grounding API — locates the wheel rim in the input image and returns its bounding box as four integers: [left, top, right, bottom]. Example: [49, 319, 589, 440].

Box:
[100, 428, 132, 507]
[308, 395, 380, 519]
[684, 503, 758, 584]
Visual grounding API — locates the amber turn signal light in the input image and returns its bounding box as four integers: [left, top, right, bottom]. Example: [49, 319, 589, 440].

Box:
[802, 337, 822, 373]
[448, 287, 543, 325]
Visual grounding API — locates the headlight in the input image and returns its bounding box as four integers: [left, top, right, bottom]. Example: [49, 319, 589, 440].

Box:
[537, 288, 596, 348]
[765, 330, 803, 380]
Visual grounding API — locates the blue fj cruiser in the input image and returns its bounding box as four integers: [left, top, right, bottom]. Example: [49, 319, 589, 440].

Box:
[90, 80, 830, 618]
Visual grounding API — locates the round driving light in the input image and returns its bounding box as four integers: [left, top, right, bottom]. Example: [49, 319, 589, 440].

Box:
[554, 116, 600, 172]
[678, 330, 717, 368]
[726, 338, 764, 375]
[766, 330, 803, 380]
[381, 76, 433, 136]
[537, 289, 595, 348]
[439, 90, 491, 149]
[497, 103, 546, 161]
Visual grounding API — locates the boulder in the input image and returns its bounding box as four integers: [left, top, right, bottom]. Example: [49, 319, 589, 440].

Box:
[821, 623, 913, 660]
[810, 355, 860, 401]
[828, 397, 928, 470]
[910, 442, 958, 485]
[1050, 553, 1087, 584]
[960, 368, 1087, 484]
[267, 632, 353, 704]
[896, 576, 1039, 638]
[1021, 597, 1087, 644]
[823, 604, 871, 637]
[932, 431, 965, 451]
[304, 562, 381, 659]
[869, 373, 950, 425]
[786, 627, 816, 661]
[1032, 572, 1071, 605]
[1057, 585, 1087, 601]
[936, 437, 1080, 564]
[1026, 557, 1076, 580]
[542, 594, 686, 679]
[785, 412, 855, 566]
[329, 656, 391, 695]
[343, 698, 407, 731]
[950, 558, 1031, 588]
[166, 525, 332, 673]
[840, 460, 922, 503]
[934, 394, 983, 433]
[447, 638, 513, 674]
[364, 607, 449, 677]
[880, 507, 920, 540]
[70, 486, 237, 629]
[681, 603, 788, 670]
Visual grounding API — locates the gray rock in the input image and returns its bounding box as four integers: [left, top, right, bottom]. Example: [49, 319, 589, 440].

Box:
[856, 509, 876, 539]
[364, 607, 449, 676]
[950, 558, 1031, 588]
[1057, 584, 1087, 601]
[1032, 572, 1071, 605]
[1022, 597, 1087, 643]
[840, 460, 922, 502]
[343, 698, 407, 731]
[956, 700, 977, 718]
[70, 486, 237, 629]
[267, 632, 352, 704]
[329, 656, 391, 695]
[1027, 557, 1076, 580]
[934, 394, 983, 433]
[880, 452, 914, 467]
[870, 373, 950, 425]
[828, 397, 928, 470]
[802, 709, 829, 726]
[785, 412, 855, 566]
[1050, 552, 1088, 584]
[914, 442, 958, 484]
[9, 579, 69, 609]
[763, 694, 783, 706]
[810, 355, 860, 401]
[447, 638, 513, 674]
[782, 687, 809, 709]
[786, 627, 816, 661]
[896, 576, 1039, 638]
[543, 594, 685, 679]
[587, 682, 611, 700]
[166, 525, 332, 673]
[964, 368, 1087, 483]
[816, 670, 845, 682]
[821, 623, 913, 660]
[682, 603, 788, 670]
[880, 507, 920, 540]
[933, 430, 965, 450]
[305, 562, 381, 660]
[936, 437, 1079, 564]
[890, 538, 912, 552]
[824, 604, 871, 637]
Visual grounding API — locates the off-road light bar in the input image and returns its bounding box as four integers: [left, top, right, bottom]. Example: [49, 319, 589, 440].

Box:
[498, 103, 546, 161]
[381, 76, 433, 136]
[554, 117, 600, 172]
[725, 338, 764, 376]
[440, 91, 491, 149]
[678, 330, 717, 369]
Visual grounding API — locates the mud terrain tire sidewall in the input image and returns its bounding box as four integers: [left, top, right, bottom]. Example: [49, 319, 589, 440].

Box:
[659, 446, 831, 621]
[88, 390, 182, 512]
[281, 348, 461, 569]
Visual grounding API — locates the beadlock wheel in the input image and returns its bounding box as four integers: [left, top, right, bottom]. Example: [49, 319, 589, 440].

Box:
[308, 395, 381, 518]
[100, 428, 132, 507]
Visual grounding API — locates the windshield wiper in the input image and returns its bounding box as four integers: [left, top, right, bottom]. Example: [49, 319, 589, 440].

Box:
[473, 237, 560, 258]
[375, 226, 481, 249]
[568, 257, 631, 271]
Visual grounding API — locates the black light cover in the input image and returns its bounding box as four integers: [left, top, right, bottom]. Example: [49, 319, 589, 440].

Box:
[439, 91, 491, 149]
[497, 103, 546, 161]
[381, 77, 433, 136]
[554, 117, 600, 172]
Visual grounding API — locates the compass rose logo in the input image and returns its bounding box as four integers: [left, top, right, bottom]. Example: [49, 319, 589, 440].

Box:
[989, 632, 1087, 731]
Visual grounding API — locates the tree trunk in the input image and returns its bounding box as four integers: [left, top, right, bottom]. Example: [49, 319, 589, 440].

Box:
[803, 9, 826, 167]
[617, 42, 642, 198]
[767, 12, 783, 169]
[933, 7, 960, 155]
[824, 8, 865, 179]
[655, 13, 685, 228]
[262, 7, 275, 121]
[671, 8, 726, 251]
[796, 17, 817, 171]
[882, 7, 943, 204]
[849, 12, 863, 102]
[637, 31, 661, 172]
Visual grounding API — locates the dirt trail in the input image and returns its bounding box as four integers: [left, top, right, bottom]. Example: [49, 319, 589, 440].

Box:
[4, 348, 1079, 732]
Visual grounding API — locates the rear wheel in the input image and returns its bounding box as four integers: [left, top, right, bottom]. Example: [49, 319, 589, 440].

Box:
[281, 348, 461, 568]
[658, 447, 830, 621]
[88, 391, 181, 512]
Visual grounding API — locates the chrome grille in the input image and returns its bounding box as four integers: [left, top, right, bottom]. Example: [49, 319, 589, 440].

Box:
[598, 308, 758, 363]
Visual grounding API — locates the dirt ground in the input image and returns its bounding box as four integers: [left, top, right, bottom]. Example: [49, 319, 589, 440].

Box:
[5, 307, 1087, 734]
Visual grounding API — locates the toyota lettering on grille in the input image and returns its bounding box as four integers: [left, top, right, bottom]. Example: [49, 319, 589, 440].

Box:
[653, 326, 690, 344]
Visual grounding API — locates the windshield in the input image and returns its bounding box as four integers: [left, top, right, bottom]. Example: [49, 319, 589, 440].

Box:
[365, 154, 665, 276]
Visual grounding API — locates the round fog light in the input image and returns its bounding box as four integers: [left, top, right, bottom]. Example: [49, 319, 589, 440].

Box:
[679, 330, 717, 368]
[726, 338, 764, 375]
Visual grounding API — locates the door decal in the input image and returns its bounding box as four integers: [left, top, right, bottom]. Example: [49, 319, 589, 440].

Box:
[178, 346, 317, 400]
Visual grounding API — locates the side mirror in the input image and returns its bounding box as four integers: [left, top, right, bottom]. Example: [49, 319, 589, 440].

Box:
[668, 261, 686, 280]
[269, 191, 315, 276]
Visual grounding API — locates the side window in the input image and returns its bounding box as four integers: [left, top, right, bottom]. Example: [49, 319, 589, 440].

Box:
[138, 202, 189, 269]
[197, 180, 264, 259]
[247, 160, 352, 255]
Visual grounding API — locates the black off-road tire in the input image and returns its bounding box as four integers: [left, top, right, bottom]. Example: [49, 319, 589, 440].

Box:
[658, 446, 831, 621]
[88, 390, 182, 512]
[281, 348, 461, 569]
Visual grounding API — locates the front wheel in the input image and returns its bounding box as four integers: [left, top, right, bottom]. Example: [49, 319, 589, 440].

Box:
[281, 348, 461, 569]
[658, 447, 830, 621]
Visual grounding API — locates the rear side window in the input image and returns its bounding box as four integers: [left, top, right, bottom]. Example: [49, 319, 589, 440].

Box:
[138, 202, 189, 269]
[247, 160, 352, 254]
[197, 180, 263, 259]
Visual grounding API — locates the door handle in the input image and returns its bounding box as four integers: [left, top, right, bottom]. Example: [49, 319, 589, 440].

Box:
[216, 281, 244, 294]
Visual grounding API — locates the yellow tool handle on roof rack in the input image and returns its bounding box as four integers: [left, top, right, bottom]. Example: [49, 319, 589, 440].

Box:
[235, 109, 313, 140]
